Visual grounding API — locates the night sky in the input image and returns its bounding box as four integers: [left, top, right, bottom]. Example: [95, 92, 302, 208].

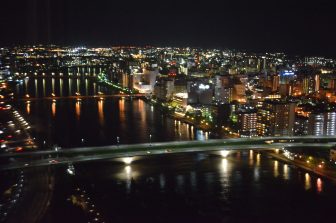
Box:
[1, 0, 336, 57]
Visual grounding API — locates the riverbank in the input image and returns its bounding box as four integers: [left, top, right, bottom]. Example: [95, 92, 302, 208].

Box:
[268, 151, 336, 183]
[145, 98, 214, 132]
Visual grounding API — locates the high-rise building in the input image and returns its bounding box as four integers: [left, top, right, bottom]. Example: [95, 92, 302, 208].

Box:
[272, 74, 280, 92]
[308, 113, 325, 136]
[133, 69, 158, 94]
[187, 80, 213, 105]
[324, 112, 336, 136]
[237, 108, 258, 137]
[308, 111, 336, 136]
[314, 74, 320, 92]
[302, 74, 320, 95]
[294, 115, 309, 136]
[257, 100, 296, 136]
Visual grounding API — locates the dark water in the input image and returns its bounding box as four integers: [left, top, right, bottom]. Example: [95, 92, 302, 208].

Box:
[42, 151, 335, 223]
[13, 76, 210, 148]
[9, 76, 336, 223]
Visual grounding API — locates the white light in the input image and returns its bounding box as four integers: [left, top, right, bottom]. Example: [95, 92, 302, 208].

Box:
[125, 165, 131, 174]
[67, 168, 74, 175]
[199, 84, 210, 90]
[123, 157, 133, 165]
[220, 150, 230, 158]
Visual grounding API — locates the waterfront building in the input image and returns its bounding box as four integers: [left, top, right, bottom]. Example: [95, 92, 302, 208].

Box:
[257, 100, 296, 136]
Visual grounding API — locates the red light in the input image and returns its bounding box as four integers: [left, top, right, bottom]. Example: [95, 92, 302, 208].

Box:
[15, 147, 23, 152]
[7, 135, 12, 138]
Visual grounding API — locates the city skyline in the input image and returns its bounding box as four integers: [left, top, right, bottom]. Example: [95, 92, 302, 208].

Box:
[1, 2, 336, 223]
[1, 0, 336, 57]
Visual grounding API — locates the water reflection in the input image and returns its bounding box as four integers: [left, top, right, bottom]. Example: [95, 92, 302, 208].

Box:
[317, 178, 323, 193]
[52, 78, 55, 93]
[176, 175, 185, 193]
[159, 174, 166, 190]
[118, 98, 125, 123]
[256, 153, 261, 167]
[273, 160, 279, 177]
[85, 79, 88, 95]
[26, 101, 30, 115]
[219, 158, 231, 198]
[24, 78, 28, 93]
[98, 99, 104, 126]
[304, 173, 311, 190]
[68, 78, 72, 95]
[125, 165, 132, 194]
[60, 79, 63, 97]
[42, 79, 46, 97]
[52, 101, 56, 117]
[34, 79, 38, 97]
[138, 100, 145, 122]
[283, 164, 289, 180]
[16, 90, 211, 147]
[249, 150, 254, 166]
[75, 100, 81, 119]
[221, 158, 228, 173]
[76, 79, 80, 92]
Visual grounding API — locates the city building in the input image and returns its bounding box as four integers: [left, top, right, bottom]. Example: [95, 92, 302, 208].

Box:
[257, 100, 296, 136]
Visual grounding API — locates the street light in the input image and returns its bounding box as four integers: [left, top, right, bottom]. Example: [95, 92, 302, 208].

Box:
[149, 134, 152, 147]
[117, 136, 120, 148]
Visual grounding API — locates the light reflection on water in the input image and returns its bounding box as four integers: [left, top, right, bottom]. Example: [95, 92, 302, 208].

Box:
[26, 101, 30, 115]
[98, 99, 104, 126]
[305, 173, 311, 190]
[283, 164, 289, 180]
[274, 160, 279, 177]
[47, 151, 336, 223]
[52, 101, 56, 117]
[75, 100, 81, 119]
[317, 178, 323, 193]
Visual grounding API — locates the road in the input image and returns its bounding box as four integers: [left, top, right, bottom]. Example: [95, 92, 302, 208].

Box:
[2, 135, 336, 170]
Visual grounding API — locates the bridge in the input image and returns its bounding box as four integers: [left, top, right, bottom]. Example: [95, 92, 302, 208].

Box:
[1, 136, 336, 170]
[11, 93, 146, 102]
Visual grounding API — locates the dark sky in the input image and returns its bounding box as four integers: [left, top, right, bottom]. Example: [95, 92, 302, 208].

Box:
[1, 0, 336, 57]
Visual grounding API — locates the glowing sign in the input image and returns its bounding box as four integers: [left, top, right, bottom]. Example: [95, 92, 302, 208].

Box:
[281, 70, 295, 76]
[199, 84, 210, 90]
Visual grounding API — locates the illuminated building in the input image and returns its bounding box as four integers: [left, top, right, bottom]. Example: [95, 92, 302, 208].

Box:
[302, 74, 320, 95]
[294, 115, 309, 136]
[232, 84, 246, 102]
[187, 80, 213, 105]
[325, 112, 336, 135]
[153, 79, 174, 101]
[215, 87, 233, 104]
[172, 93, 188, 109]
[315, 74, 320, 92]
[307, 111, 336, 136]
[308, 113, 325, 136]
[133, 69, 158, 93]
[237, 108, 258, 137]
[279, 70, 295, 84]
[271, 74, 280, 92]
[257, 100, 296, 136]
